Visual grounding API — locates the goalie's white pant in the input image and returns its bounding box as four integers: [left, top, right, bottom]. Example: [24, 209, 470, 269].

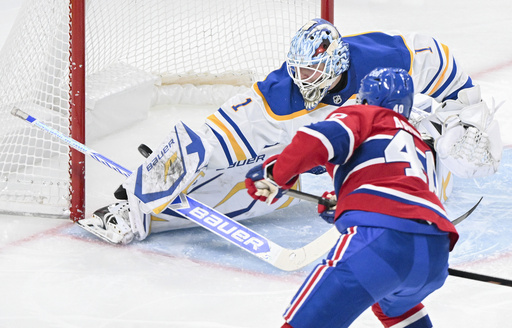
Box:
[147, 157, 304, 233]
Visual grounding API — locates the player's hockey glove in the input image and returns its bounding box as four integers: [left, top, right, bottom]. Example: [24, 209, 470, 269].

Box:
[245, 155, 298, 205]
[317, 191, 337, 223]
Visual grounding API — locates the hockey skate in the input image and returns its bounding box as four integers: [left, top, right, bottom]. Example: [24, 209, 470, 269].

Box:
[76, 201, 134, 244]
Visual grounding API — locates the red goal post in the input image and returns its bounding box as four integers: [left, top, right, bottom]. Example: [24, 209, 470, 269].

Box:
[0, 0, 334, 221]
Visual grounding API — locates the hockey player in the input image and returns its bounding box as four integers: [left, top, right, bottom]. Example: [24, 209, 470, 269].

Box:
[245, 67, 458, 328]
[78, 18, 501, 245]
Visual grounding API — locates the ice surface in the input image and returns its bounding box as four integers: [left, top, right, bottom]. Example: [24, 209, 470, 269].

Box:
[1, 0, 512, 327]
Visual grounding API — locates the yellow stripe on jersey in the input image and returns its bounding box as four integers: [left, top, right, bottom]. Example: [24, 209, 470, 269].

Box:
[398, 34, 414, 75]
[429, 43, 451, 96]
[277, 196, 296, 209]
[253, 83, 330, 121]
[207, 114, 246, 161]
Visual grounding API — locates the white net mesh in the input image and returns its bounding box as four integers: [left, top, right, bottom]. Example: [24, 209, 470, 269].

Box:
[85, 1, 315, 80]
[0, 1, 71, 217]
[0, 0, 321, 217]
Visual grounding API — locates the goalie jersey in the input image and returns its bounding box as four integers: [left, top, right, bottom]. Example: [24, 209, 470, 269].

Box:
[205, 31, 472, 169]
[269, 105, 459, 250]
[142, 31, 474, 232]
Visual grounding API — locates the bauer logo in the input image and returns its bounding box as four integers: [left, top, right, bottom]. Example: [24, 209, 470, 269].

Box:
[178, 197, 270, 254]
[227, 154, 265, 169]
[146, 139, 176, 172]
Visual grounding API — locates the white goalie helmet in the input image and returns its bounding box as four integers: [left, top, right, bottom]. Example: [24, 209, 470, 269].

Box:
[287, 18, 350, 110]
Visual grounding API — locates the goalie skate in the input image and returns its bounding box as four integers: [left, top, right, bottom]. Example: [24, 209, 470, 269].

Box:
[76, 202, 134, 244]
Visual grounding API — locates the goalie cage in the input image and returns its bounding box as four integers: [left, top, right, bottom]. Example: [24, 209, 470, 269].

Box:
[0, 0, 334, 220]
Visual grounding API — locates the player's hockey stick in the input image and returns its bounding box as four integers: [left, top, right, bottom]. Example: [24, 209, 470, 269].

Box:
[138, 145, 495, 285]
[11, 108, 339, 271]
[282, 182, 482, 229]
[291, 186, 509, 288]
[448, 268, 512, 288]
[286, 189, 336, 207]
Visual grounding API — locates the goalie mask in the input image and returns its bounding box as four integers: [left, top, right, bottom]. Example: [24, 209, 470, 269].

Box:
[356, 67, 414, 119]
[287, 18, 350, 110]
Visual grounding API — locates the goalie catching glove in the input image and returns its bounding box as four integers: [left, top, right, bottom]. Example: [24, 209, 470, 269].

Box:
[434, 85, 502, 178]
[245, 155, 298, 205]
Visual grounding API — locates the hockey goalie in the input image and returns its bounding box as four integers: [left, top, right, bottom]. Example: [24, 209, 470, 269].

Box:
[77, 18, 502, 245]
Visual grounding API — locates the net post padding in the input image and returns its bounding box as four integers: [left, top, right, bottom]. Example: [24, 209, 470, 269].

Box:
[69, 0, 86, 222]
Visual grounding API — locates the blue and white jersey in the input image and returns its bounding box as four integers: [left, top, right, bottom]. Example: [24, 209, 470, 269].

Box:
[205, 31, 472, 169]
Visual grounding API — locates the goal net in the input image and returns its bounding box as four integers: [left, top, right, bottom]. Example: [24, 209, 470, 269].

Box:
[0, 0, 332, 219]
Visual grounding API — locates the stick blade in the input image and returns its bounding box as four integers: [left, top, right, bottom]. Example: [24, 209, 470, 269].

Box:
[452, 197, 483, 226]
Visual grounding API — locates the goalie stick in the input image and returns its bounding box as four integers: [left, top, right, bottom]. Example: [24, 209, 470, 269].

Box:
[11, 108, 339, 271]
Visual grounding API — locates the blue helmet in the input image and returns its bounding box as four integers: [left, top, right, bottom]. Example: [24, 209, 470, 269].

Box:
[287, 18, 350, 110]
[356, 67, 414, 119]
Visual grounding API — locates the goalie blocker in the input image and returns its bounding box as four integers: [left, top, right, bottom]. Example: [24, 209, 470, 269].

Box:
[75, 121, 212, 244]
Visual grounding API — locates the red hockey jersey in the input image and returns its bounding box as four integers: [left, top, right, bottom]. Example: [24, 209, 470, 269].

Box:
[271, 105, 458, 249]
